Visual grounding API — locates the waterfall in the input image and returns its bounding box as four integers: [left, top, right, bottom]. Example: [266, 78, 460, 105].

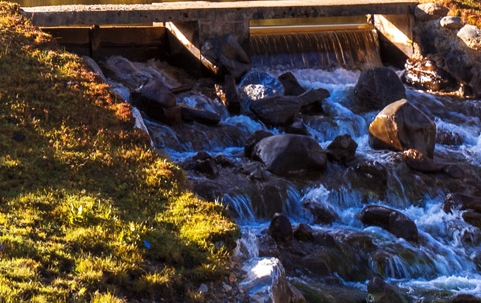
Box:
[250, 29, 382, 70]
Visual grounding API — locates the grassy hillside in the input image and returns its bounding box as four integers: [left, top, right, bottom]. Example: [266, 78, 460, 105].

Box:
[0, 2, 239, 302]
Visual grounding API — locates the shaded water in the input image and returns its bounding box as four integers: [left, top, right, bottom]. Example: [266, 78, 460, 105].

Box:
[96, 27, 481, 301]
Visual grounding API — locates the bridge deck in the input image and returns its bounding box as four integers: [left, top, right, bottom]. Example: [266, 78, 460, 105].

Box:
[22, 0, 418, 26]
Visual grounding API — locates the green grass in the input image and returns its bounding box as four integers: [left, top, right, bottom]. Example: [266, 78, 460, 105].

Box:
[0, 2, 239, 301]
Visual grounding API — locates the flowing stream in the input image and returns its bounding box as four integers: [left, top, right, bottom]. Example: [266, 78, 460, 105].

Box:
[96, 28, 481, 302]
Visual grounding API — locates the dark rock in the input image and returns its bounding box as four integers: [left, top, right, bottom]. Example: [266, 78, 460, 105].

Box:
[298, 88, 330, 108]
[360, 205, 418, 242]
[244, 130, 274, 158]
[293, 223, 313, 242]
[327, 134, 358, 163]
[367, 276, 410, 303]
[249, 95, 301, 126]
[354, 67, 406, 112]
[268, 213, 293, 242]
[201, 34, 251, 80]
[369, 99, 436, 158]
[286, 118, 310, 136]
[238, 71, 284, 114]
[132, 77, 176, 108]
[451, 293, 481, 303]
[462, 211, 481, 229]
[195, 158, 219, 178]
[443, 193, 481, 214]
[278, 72, 306, 96]
[414, 3, 449, 21]
[130, 78, 183, 124]
[441, 164, 465, 179]
[436, 128, 463, 145]
[403, 148, 440, 173]
[445, 50, 473, 84]
[303, 200, 338, 225]
[252, 134, 327, 177]
[180, 104, 221, 125]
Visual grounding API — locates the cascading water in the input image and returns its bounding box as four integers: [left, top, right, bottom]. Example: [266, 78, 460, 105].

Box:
[97, 24, 481, 302]
[250, 29, 383, 70]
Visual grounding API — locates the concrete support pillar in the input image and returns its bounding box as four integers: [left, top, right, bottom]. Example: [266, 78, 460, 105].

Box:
[198, 19, 250, 51]
[374, 14, 414, 67]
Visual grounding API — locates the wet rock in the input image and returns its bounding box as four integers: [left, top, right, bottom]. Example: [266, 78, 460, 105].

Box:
[244, 130, 274, 158]
[436, 128, 463, 145]
[250, 95, 302, 126]
[268, 213, 293, 242]
[360, 205, 418, 242]
[103, 55, 150, 88]
[201, 34, 251, 80]
[239, 257, 300, 303]
[132, 77, 176, 108]
[252, 134, 327, 177]
[345, 160, 388, 201]
[451, 293, 481, 303]
[326, 134, 358, 163]
[367, 276, 410, 303]
[440, 164, 465, 179]
[440, 16, 463, 29]
[238, 71, 284, 113]
[179, 104, 221, 125]
[369, 99, 436, 158]
[414, 3, 449, 21]
[443, 193, 481, 213]
[293, 223, 313, 242]
[403, 148, 440, 173]
[286, 118, 310, 136]
[302, 200, 338, 225]
[278, 71, 306, 96]
[354, 67, 406, 112]
[130, 78, 183, 125]
[297, 88, 330, 108]
[462, 211, 481, 229]
[403, 57, 455, 92]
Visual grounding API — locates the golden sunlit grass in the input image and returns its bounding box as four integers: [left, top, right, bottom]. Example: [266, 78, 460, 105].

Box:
[0, 2, 239, 302]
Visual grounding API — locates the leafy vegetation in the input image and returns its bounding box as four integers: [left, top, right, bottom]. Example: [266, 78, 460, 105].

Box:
[0, 2, 239, 301]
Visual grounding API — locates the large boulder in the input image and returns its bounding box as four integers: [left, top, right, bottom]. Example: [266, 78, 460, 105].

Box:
[353, 67, 406, 112]
[268, 213, 293, 242]
[201, 34, 251, 80]
[369, 99, 436, 158]
[252, 134, 327, 176]
[359, 205, 418, 242]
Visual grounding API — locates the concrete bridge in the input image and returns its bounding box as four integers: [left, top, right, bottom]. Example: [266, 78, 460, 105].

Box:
[22, 0, 418, 73]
